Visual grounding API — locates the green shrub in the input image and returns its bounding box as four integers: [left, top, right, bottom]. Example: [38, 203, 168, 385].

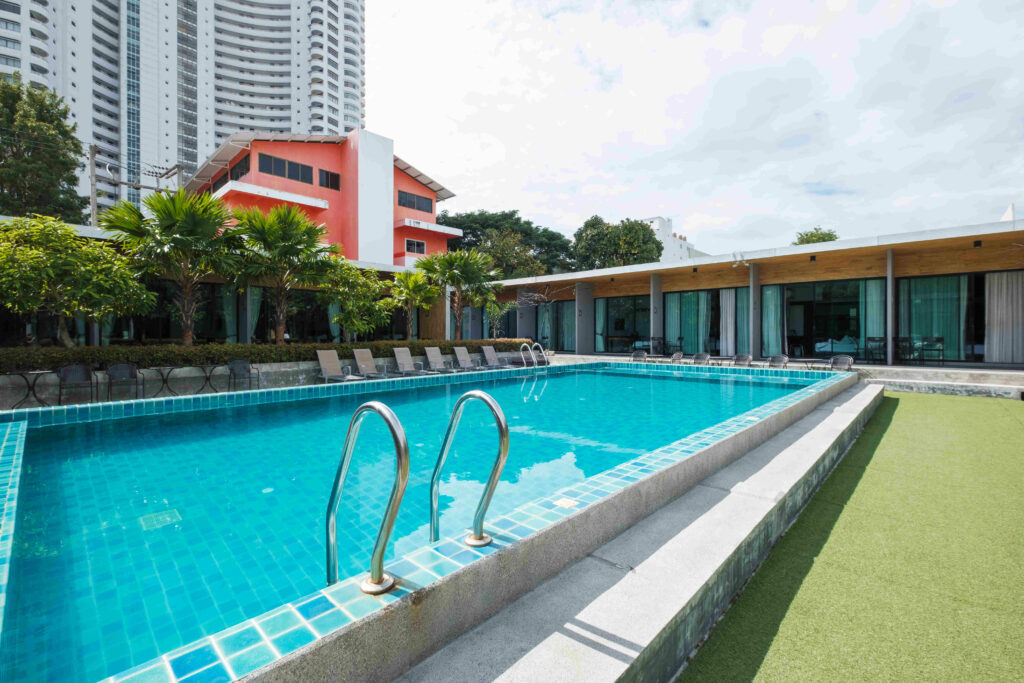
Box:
[0, 339, 533, 372]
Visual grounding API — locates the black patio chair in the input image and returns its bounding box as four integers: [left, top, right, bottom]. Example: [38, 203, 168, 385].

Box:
[829, 355, 855, 372]
[921, 337, 945, 365]
[58, 363, 96, 405]
[866, 336, 886, 363]
[227, 359, 261, 391]
[106, 363, 144, 400]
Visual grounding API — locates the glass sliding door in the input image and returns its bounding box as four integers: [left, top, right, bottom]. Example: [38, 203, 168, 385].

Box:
[536, 302, 554, 349]
[771, 278, 886, 361]
[601, 295, 650, 353]
[555, 300, 576, 352]
[595, 298, 607, 352]
[663, 292, 681, 352]
[897, 274, 977, 362]
[664, 289, 721, 355]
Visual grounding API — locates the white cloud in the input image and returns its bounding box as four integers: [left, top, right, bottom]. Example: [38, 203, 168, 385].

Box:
[367, 0, 1024, 255]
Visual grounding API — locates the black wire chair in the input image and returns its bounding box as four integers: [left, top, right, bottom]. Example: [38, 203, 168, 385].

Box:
[691, 352, 711, 366]
[106, 363, 144, 400]
[768, 354, 789, 369]
[227, 359, 261, 391]
[58, 363, 96, 405]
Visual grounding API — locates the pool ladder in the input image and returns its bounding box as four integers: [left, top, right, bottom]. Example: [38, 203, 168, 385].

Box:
[325, 390, 510, 594]
[519, 342, 537, 367]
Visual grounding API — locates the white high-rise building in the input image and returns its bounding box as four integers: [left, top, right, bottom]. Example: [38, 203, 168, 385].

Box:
[0, 0, 365, 211]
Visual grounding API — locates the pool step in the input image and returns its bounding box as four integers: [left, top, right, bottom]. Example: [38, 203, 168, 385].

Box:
[398, 382, 883, 683]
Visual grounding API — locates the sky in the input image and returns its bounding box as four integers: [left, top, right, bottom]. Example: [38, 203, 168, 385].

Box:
[366, 0, 1024, 255]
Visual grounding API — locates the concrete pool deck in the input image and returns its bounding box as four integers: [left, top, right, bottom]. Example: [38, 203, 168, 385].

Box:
[398, 383, 882, 682]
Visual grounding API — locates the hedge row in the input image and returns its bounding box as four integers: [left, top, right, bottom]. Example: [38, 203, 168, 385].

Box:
[0, 339, 533, 372]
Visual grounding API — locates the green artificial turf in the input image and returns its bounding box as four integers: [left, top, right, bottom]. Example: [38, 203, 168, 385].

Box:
[680, 391, 1024, 682]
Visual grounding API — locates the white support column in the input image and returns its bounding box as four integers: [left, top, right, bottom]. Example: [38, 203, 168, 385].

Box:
[886, 249, 895, 365]
[650, 274, 663, 351]
[576, 283, 595, 354]
[749, 264, 761, 358]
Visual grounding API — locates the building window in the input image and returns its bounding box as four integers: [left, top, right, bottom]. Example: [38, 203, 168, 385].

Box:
[229, 153, 250, 181]
[0, 18, 19, 30]
[318, 169, 340, 190]
[397, 190, 432, 213]
[0, 53, 17, 67]
[405, 239, 426, 254]
[0, 2, 18, 16]
[258, 153, 312, 184]
[211, 173, 227, 193]
[0, 36, 18, 49]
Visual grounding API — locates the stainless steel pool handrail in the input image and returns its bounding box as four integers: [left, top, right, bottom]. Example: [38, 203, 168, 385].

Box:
[326, 401, 410, 594]
[429, 390, 510, 547]
[519, 342, 537, 367]
[532, 342, 547, 367]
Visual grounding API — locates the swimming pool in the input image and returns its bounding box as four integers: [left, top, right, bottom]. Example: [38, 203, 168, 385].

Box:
[0, 363, 838, 682]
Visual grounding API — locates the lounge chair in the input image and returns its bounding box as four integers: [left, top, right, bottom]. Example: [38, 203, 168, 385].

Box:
[227, 359, 261, 391]
[691, 352, 711, 366]
[482, 345, 511, 369]
[316, 350, 363, 383]
[829, 354, 854, 371]
[454, 346, 482, 370]
[630, 350, 648, 363]
[425, 346, 462, 373]
[105, 363, 143, 400]
[353, 348, 389, 379]
[58, 363, 96, 405]
[393, 347, 433, 376]
[732, 354, 753, 367]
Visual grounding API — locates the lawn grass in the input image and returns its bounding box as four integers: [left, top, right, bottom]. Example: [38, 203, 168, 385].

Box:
[680, 391, 1024, 681]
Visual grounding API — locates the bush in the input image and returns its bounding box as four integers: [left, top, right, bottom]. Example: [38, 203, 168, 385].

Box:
[0, 339, 533, 372]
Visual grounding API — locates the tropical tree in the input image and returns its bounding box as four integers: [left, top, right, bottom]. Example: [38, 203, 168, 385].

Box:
[0, 74, 88, 223]
[485, 299, 518, 338]
[793, 226, 838, 245]
[0, 215, 154, 346]
[572, 215, 663, 270]
[389, 270, 439, 340]
[438, 209, 573, 274]
[234, 205, 337, 345]
[417, 249, 500, 340]
[478, 228, 546, 278]
[319, 259, 396, 339]
[100, 189, 238, 345]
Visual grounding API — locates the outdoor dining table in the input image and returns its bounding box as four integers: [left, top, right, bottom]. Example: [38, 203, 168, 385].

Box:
[3, 370, 55, 408]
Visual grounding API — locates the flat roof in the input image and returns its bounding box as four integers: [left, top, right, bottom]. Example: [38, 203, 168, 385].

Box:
[184, 131, 456, 202]
[496, 218, 1024, 287]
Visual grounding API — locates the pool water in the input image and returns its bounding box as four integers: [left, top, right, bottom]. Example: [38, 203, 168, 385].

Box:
[1, 368, 810, 681]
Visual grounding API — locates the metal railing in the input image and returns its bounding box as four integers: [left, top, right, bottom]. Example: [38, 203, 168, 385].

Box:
[429, 390, 510, 547]
[519, 342, 537, 367]
[532, 342, 547, 367]
[325, 401, 409, 594]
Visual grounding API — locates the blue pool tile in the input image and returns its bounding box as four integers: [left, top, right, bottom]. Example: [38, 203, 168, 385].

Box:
[309, 608, 352, 637]
[179, 663, 231, 683]
[227, 644, 276, 677]
[324, 580, 365, 605]
[115, 662, 173, 683]
[427, 558, 462, 578]
[270, 626, 315, 656]
[215, 627, 262, 657]
[340, 595, 382, 619]
[257, 609, 300, 637]
[294, 595, 333, 621]
[168, 644, 218, 678]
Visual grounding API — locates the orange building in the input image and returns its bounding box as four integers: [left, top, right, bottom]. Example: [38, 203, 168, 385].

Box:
[186, 130, 461, 267]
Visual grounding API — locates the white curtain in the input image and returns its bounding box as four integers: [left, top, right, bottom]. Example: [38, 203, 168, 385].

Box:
[985, 271, 1024, 362]
[857, 279, 885, 355]
[595, 298, 607, 352]
[697, 291, 712, 353]
[719, 288, 736, 356]
[247, 287, 263, 342]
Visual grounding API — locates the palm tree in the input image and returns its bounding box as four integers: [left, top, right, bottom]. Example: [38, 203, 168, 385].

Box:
[389, 270, 439, 340]
[417, 249, 500, 340]
[233, 204, 337, 345]
[101, 189, 237, 345]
